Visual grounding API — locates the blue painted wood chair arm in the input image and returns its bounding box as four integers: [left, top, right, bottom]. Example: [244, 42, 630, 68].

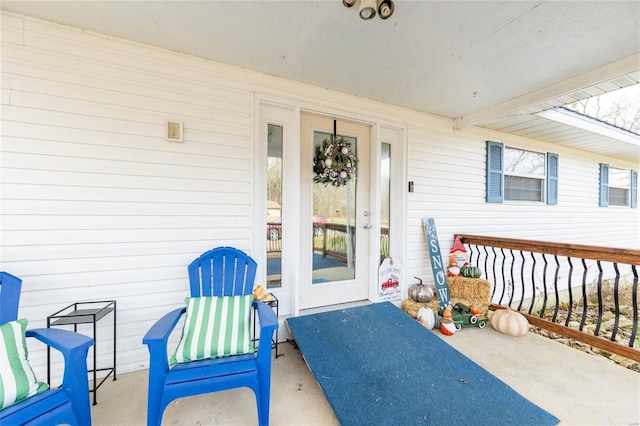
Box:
[28, 328, 94, 401]
[1, 328, 94, 426]
[142, 307, 186, 370]
[31, 328, 94, 425]
[27, 328, 94, 356]
[143, 308, 186, 344]
[253, 300, 279, 420]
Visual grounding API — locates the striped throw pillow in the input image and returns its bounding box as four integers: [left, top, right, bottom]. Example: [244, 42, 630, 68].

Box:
[0, 319, 49, 409]
[171, 295, 254, 365]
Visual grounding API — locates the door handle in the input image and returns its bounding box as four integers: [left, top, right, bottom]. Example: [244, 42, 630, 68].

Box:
[363, 223, 373, 229]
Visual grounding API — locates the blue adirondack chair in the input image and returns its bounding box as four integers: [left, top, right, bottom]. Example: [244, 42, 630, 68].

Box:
[0, 271, 94, 426]
[143, 247, 279, 426]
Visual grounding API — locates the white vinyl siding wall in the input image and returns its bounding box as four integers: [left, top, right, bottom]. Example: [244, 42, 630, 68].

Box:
[1, 12, 639, 376]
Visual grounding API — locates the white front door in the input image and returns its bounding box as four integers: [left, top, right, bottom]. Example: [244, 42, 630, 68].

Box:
[299, 112, 371, 310]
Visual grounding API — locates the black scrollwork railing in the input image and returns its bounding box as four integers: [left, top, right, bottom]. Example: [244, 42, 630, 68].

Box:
[455, 234, 640, 363]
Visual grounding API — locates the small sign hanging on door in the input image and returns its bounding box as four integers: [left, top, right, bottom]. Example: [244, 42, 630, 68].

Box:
[378, 257, 402, 301]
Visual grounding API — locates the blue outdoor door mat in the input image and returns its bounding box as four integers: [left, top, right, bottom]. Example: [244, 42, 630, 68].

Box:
[287, 302, 559, 426]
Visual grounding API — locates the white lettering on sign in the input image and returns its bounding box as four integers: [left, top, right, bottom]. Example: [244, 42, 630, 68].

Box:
[423, 218, 451, 311]
[437, 287, 449, 301]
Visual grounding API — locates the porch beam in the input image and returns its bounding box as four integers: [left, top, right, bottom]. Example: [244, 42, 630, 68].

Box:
[454, 53, 640, 130]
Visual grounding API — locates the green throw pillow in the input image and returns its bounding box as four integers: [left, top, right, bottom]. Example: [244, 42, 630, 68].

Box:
[171, 295, 254, 365]
[0, 319, 49, 410]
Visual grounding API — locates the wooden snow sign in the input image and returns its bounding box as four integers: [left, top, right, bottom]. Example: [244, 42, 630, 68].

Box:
[423, 218, 451, 311]
[378, 257, 402, 301]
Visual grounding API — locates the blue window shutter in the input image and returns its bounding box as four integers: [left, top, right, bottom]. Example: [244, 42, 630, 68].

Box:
[546, 153, 559, 205]
[599, 163, 609, 207]
[631, 170, 638, 208]
[486, 141, 504, 203]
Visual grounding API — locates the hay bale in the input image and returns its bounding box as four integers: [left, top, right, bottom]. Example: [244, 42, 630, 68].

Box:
[401, 298, 431, 318]
[401, 277, 491, 318]
[447, 276, 491, 315]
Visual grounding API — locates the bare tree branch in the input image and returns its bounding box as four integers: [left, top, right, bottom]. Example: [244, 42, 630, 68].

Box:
[564, 86, 640, 134]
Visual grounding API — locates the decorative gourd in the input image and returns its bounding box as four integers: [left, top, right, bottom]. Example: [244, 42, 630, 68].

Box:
[460, 263, 482, 278]
[416, 307, 435, 330]
[252, 284, 273, 301]
[490, 307, 529, 336]
[408, 277, 434, 303]
[459, 263, 469, 276]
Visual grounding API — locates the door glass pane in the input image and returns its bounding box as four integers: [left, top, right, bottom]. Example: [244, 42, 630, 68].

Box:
[312, 131, 356, 283]
[380, 143, 391, 265]
[266, 124, 283, 289]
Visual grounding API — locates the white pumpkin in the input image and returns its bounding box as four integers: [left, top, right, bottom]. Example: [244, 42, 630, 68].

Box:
[416, 307, 435, 330]
[490, 307, 529, 337]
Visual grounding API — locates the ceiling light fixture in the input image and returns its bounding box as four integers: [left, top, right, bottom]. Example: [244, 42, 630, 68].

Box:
[377, 0, 394, 19]
[343, 0, 395, 20]
[359, 0, 377, 20]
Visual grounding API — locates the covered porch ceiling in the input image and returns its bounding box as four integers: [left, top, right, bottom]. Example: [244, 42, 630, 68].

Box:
[2, 0, 639, 161]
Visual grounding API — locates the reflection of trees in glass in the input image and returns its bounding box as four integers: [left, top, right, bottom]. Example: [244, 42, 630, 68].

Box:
[313, 132, 357, 224]
[609, 168, 630, 187]
[267, 157, 282, 205]
[381, 144, 390, 228]
[505, 147, 544, 176]
[313, 183, 355, 224]
[267, 124, 283, 207]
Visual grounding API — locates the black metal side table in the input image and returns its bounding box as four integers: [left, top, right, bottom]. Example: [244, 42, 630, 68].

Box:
[47, 300, 116, 405]
[253, 293, 281, 358]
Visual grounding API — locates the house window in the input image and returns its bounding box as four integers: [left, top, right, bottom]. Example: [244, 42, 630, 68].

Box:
[610, 167, 630, 206]
[504, 147, 545, 201]
[486, 141, 558, 204]
[599, 164, 638, 208]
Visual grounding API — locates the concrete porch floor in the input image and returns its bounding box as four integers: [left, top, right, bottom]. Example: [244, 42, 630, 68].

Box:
[91, 325, 639, 425]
